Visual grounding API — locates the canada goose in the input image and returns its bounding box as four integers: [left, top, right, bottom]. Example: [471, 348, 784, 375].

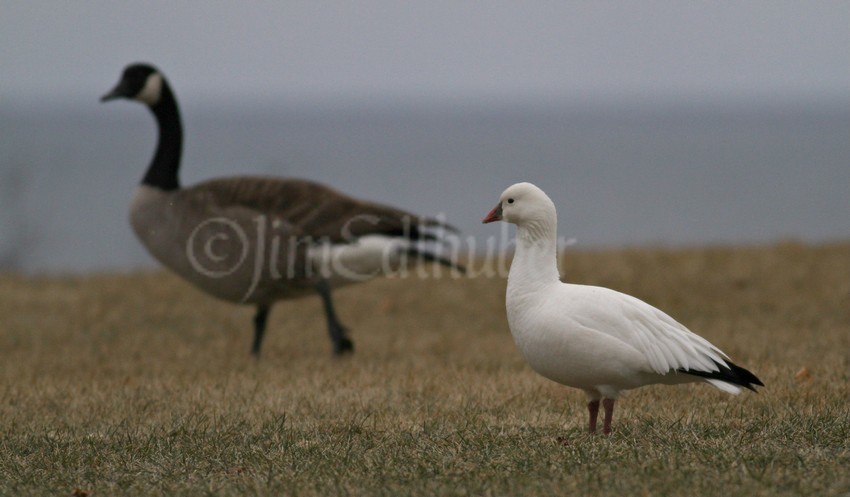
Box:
[483, 182, 762, 434]
[102, 63, 463, 357]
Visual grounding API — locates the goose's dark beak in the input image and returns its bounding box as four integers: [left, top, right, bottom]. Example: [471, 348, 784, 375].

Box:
[100, 81, 129, 102]
[482, 203, 503, 223]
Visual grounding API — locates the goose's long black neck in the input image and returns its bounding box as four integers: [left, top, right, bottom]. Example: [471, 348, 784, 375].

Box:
[143, 83, 182, 191]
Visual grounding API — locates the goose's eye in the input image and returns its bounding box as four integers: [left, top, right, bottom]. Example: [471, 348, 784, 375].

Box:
[506, 198, 515, 204]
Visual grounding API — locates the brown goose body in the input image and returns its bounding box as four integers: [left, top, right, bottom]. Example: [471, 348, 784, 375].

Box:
[105, 63, 462, 356]
[130, 176, 448, 305]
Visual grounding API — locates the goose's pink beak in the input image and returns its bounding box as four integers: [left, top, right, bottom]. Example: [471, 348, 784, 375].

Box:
[482, 203, 502, 223]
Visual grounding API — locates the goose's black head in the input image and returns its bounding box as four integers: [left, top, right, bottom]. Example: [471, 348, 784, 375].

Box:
[101, 63, 164, 106]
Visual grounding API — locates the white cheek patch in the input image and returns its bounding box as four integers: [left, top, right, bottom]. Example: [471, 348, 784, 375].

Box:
[136, 72, 163, 106]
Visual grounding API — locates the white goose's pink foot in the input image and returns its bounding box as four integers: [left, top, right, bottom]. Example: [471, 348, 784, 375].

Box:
[602, 399, 615, 435]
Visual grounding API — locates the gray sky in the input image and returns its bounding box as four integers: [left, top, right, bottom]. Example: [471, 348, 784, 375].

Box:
[3, 1, 850, 107]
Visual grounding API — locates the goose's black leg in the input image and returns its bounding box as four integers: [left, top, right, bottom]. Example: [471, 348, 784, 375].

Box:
[316, 279, 353, 355]
[251, 304, 271, 358]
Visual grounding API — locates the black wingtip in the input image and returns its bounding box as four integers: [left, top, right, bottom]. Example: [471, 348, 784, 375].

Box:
[679, 360, 764, 392]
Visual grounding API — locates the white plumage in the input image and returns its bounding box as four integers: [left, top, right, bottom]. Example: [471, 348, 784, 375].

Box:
[483, 182, 762, 434]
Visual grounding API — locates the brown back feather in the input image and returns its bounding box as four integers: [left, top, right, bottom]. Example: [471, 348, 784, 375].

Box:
[189, 176, 443, 243]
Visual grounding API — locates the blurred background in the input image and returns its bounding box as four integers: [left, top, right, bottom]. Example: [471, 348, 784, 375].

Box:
[2, 1, 849, 273]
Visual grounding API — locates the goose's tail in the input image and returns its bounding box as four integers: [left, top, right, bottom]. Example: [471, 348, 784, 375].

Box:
[679, 360, 764, 394]
[405, 246, 466, 274]
[307, 234, 465, 286]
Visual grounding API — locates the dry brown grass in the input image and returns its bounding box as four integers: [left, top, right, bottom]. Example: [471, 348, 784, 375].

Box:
[1, 242, 848, 496]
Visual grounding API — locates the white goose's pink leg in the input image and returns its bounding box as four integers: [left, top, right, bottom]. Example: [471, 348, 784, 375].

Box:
[602, 398, 615, 435]
[587, 400, 600, 434]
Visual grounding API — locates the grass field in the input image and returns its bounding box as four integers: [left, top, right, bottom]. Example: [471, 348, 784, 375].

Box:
[1, 242, 849, 496]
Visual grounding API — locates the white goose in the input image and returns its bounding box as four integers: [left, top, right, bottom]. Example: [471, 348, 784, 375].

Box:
[483, 182, 762, 435]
